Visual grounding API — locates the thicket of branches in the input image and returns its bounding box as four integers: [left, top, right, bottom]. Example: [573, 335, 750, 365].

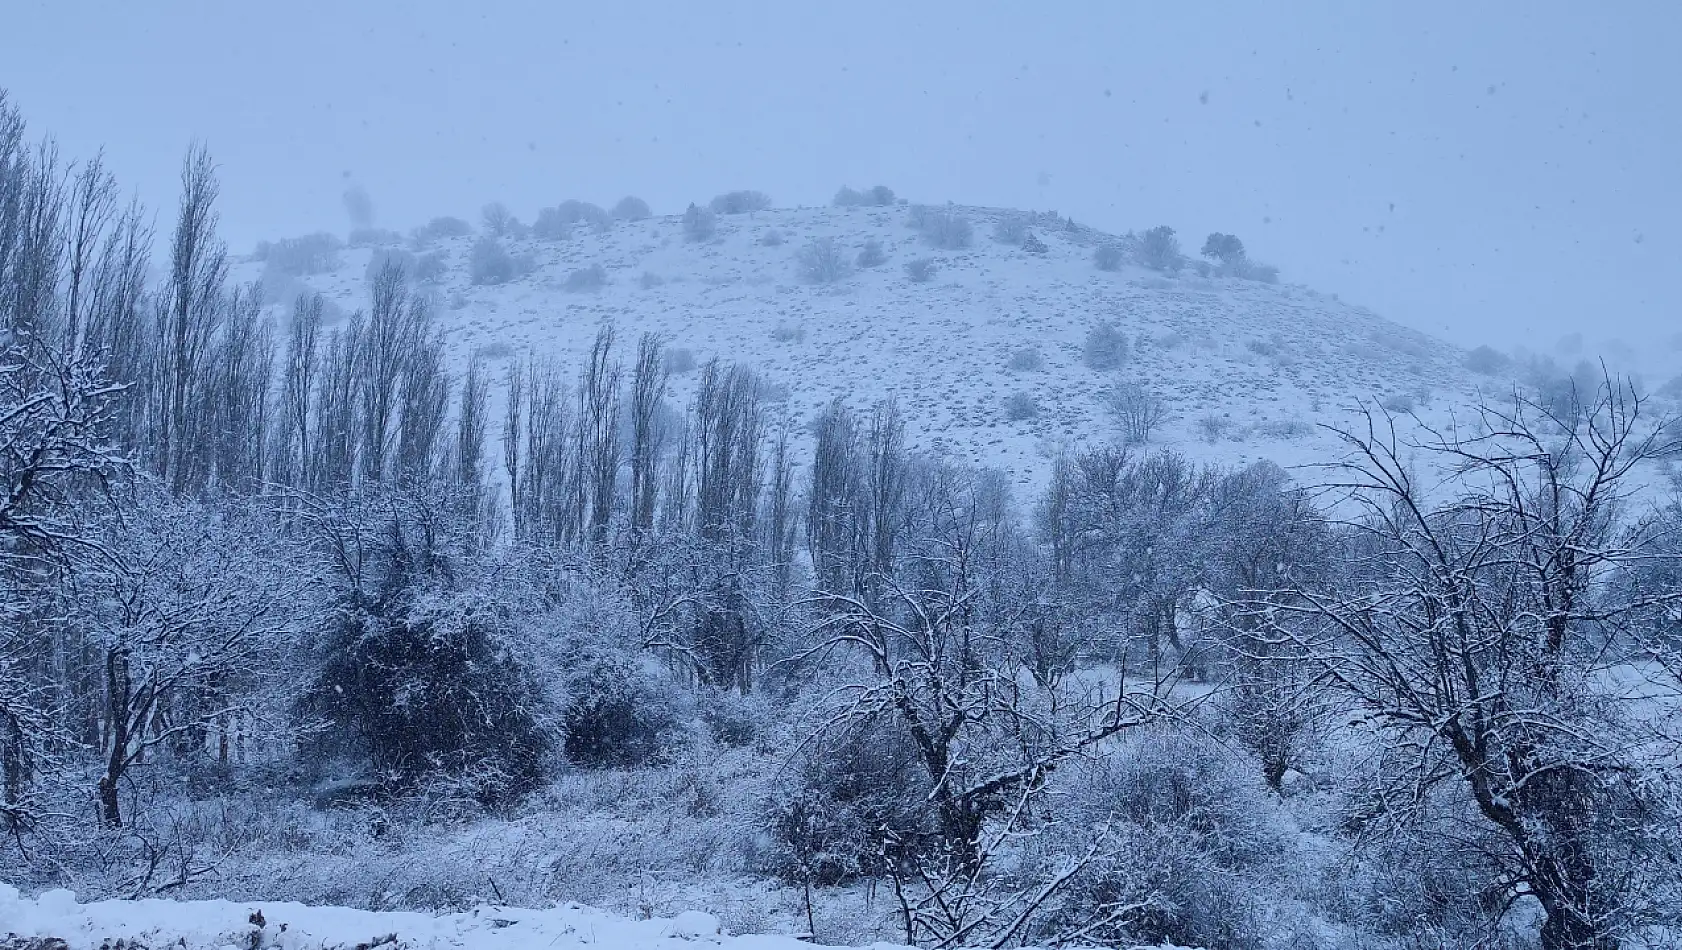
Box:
[3, 91, 1681, 950]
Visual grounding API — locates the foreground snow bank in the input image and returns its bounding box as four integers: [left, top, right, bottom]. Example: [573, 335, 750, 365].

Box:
[1, 885, 1203, 950]
[0, 885, 771, 950]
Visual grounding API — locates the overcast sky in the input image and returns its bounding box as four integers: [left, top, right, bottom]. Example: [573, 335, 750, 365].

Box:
[5, 1, 1677, 363]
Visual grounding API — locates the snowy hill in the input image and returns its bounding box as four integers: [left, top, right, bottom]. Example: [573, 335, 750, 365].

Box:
[244, 203, 1483, 492]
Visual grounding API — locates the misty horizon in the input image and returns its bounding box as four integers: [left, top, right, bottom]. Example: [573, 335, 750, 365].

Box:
[5, 1, 1678, 359]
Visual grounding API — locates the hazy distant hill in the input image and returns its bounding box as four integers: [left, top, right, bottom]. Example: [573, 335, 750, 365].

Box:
[241, 201, 1490, 490]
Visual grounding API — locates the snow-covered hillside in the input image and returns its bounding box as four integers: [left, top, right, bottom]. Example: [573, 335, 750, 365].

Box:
[244, 205, 1484, 492]
[0, 885, 1193, 950]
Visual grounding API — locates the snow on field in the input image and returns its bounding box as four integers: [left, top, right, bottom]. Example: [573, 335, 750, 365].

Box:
[0, 884, 1194, 950]
[241, 205, 1488, 497]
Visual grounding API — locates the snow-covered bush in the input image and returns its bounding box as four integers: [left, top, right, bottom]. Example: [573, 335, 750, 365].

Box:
[1093, 242, 1125, 271]
[835, 184, 896, 208]
[561, 651, 683, 769]
[556, 199, 612, 233]
[1004, 392, 1039, 421]
[1139, 225, 1182, 273]
[421, 215, 473, 240]
[1463, 344, 1512, 375]
[1109, 379, 1165, 444]
[796, 237, 851, 284]
[481, 202, 517, 237]
[904, 257, 939, 282]
[709, 190, 772, 215]
[1201, 231, 1246, 266]
[415, 249, 449, 283]
[565, 263, 608, 292]
[683, 203, 717, 242]
[263, 232, 343, 275]
[612, 195, 652, 221]
[992, 214, 1028, 245]
[364, 247, 417, 285]
[1025, 731, 1283, 950]
[855, 238, 886, 268]
[664, 346, 697, 374]
[908, 206, 973, 249]
[297, 592, 552, 806]
[760, 726, 929, 886]
[1007, 347, 1046, 371]
[1083, 321, 1130, 370]
[758, 228, 784, 247]
[469, 237, 515, 285]
[531, 206, 573, 241]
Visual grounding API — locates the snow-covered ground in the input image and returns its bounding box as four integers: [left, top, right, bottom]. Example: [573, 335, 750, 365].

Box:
[0, 884, 1192, 950]
[242, 205, 1497, 498]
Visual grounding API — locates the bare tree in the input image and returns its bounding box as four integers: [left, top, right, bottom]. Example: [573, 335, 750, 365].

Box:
[78, 492, 316, 826]
[160, 143, 227, 494]
[1108, 380, 1165, 445]
[801, 463, 1181, 947]
[1257, 379, 1682, 949]
[580, 326, 622, 543]
[273, 294, 322, 489]
[502, 359, 523, 522]
[628, 332, 667, 534]
[358, 260, 423, 483]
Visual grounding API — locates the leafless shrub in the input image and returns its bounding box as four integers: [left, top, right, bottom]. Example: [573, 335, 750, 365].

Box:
[992, 214, 1029, 245]
[1255, 418, 1312, 439]
[1196, 413, 1234, 443]
[555, 199, 612, 233]
[797, 237, 852, 284]
[415, 250, 449, 283]
[565, 264, 608, 292]
[855, 239, 887, 268]
[1109, 380, 1165, 443]
[1004, 392, 1039, 421]
[904, 257, 939, 282]
[1094, 243, 1125, 271]
[759, 228, 784, 247]
[1379, 392, 1417, 414]
[1007, 347, 1046, 372]
[531, 207, 573, 241]
[908, 206, 973, 249]
[481, 202, 516, 237]
[683, 203, 717, 242]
